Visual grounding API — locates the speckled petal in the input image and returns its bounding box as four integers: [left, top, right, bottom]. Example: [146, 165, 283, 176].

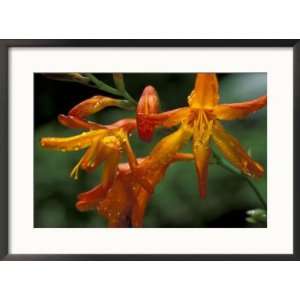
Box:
[69, 95, 125, 118]
[214, 95, 267, 120]
[212, 121, 264, 177]
[188, 73, 219, 108]
[40, 129, 107, 152]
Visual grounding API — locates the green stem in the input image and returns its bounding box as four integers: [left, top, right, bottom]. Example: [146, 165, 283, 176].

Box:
[212, 149, 267, 209]
[85, 73, 137, 106]
[85, 73, 123, 96]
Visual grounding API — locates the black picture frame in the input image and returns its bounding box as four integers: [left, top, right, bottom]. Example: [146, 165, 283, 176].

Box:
[0, 39, 299, 261]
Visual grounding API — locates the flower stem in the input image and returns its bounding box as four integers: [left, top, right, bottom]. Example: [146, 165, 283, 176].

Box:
[212, 149, 267, 209]
[85, 73, 137, 107]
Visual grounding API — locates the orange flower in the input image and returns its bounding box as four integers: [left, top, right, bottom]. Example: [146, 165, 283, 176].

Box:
[40, 92, 191, 227]
[137, 73, 267, 198]
[74, 122, 193, 227]
[78, 154, 194, 228]
[41, 95, 137, 193]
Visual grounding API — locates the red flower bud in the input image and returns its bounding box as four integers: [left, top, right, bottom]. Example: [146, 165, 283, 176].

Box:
[136, 85, 160, 142]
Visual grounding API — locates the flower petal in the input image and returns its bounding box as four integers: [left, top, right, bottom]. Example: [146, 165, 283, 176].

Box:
[76, 147, 121, 211]
[149, 123, 193, 167]
[137, 107, 190, 130]
[214, 95, 267, 120]
[131, 188, 151, 228]
[188, 73, 219, 108]
[76, 183, 107, 212]
[80, 140, 108, 172]
[58, 114, 102, 130]
[109, 118, 137, 133]
[132, 124, 193, 195]
[101, 147, 121, 189]
[68, 95, 125, 118]
[97, 174, 134, 227]
[212, 122, 264, 177]
[192, 111, 213, 198]
[193, 143, 210, 199]
[40, 129, 106, 152]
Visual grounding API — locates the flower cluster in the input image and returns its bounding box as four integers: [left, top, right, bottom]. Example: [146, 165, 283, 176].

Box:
[41, 74, 267, 227]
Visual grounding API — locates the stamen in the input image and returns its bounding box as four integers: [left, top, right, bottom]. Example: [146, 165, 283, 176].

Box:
[70, 157, 84, 180]
[193, 110, 213, 146]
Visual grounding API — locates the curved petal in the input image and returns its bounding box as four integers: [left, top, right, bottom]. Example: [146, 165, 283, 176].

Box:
[212, 122, 264, 177]
[101, 147, 121, 190]
[76, 183, 107, 212]
[137, 107, 190, 130]
[80, 140, 109, 172]
[132, 124, 193, 196]
[131, 188, 151, 228]
[193, 144, 210, 199]
[76, 147, 121, 212]
[58, 114, 103, 130]
[68, 95, 125, 118]
[214, 95, 267, 120]
[188, 73, 219, 108]
[109, 118, 137, 133]
[192, 111, 213, 198]
[97, 174, 134, 227]
[148, 123, 193, 167]
[40, 129, 106, 152]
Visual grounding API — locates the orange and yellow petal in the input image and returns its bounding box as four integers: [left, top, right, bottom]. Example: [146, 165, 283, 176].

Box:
[40, 129, 107, 152]
[76, 183, 107, 212]
[108, 118, 137, 133]
[79, 139, 108, 172]
[58, 114, 102, 130]
[213, 95, 267, 120]
[131, 188, 150, 228]
[97, 173, 135, 227]
[68, 95, 126, 118]
[192, 111, 213, 198]
[76, 145, 121, 211]
[100, 146, 121, 189]
[212, 121, 264, 177]
[148, 123, 193, 167]
[137, 107, 190, 131]
[131, 125, 193, 204]
[193, 143, 210, 199]
[188, 73, 219, 109]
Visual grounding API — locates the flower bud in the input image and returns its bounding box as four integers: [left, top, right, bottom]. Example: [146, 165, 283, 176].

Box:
[136, 85, 160, 142]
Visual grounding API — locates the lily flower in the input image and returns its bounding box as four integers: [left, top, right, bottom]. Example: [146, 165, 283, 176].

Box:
[40, 91, 192, 227]
[76, 123, 193, 227]
[41, 95, 137, 185]
[78, 152, 193, 228]
[137, 73, 267, 198]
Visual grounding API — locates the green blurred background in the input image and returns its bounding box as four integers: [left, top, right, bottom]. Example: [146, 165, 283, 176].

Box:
[34, 73, 267, 228]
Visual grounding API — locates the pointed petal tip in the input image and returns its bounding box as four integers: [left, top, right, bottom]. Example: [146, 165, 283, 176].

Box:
[40, 137, 55, 148]
[142, 85, 157, 95]
[214, 95, 267, 120]
[75, 200, 95, 212]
